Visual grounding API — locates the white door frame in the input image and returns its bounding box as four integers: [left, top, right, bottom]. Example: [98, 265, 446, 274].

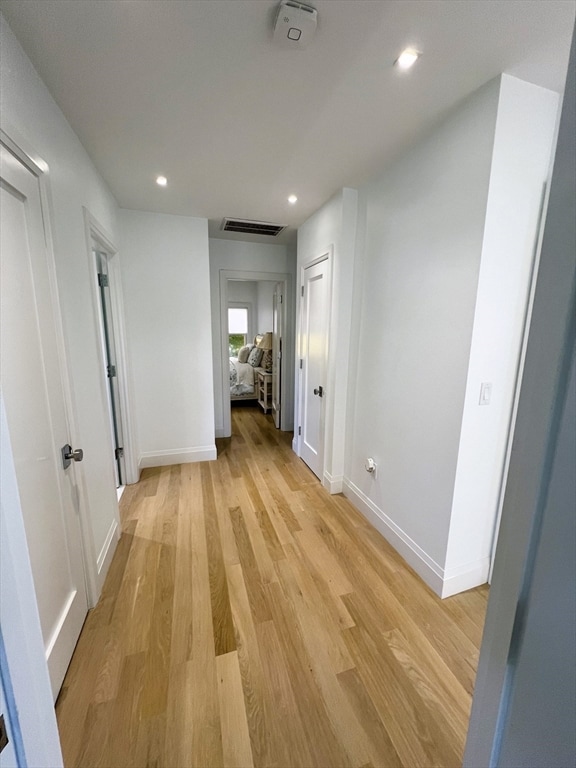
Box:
[272, 282, 283, 429]
[219, 269, 291, 437]
[83, 208, 138, 487]
[487, 182, 549, 582]
[295, 249, 333, 478]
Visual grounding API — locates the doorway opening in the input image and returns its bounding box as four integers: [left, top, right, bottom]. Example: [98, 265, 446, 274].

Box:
[84, 209, 137, 492]
[93, 247, 126, 489]
[219, 269, 293, 439]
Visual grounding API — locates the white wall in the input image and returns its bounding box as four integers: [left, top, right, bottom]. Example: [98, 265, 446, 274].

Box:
[296, 187, 358, 493]
[444, 76, 559, 596]
[344, 80, 501, 587]
[119, 209, 215, 467]
[1, 14, 120, 600]
[339, 75, 559, 597]
[209, 238, 296, 436]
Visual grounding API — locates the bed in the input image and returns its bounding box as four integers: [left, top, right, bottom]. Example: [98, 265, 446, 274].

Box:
[229, 357, 257, 399]
[229, 338, 272, 401]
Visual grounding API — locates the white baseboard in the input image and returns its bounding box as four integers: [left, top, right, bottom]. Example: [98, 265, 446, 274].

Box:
[95, 518, 119, 592]
[343, 479, 488, 598]
[441, 557, 491, 598]
[323, 472, 343, 494]
[292, 437, 299, 453]
[138, 445, 217, 469]
[215, 427, 226, 438]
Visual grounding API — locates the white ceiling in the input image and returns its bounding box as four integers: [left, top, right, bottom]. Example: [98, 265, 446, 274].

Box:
[1, 0, 574, 244]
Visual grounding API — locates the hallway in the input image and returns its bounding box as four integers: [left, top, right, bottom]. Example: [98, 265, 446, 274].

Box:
[56, 406, 488, 767]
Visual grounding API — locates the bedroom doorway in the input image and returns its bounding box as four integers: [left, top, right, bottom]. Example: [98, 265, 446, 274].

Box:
[219, 270, 292, 439]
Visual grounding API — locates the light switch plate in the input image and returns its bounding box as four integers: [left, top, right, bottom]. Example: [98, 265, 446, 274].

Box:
[479, 382, 492, 405]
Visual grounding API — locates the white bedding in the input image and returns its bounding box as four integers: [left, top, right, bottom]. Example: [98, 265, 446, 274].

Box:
[229, 357, 256, 396]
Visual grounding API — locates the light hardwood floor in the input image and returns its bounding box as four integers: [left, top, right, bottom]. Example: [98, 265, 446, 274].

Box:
[56, 405, 488, 768]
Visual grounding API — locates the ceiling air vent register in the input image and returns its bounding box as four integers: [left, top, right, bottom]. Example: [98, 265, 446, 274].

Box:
[221, 218, 285, 237]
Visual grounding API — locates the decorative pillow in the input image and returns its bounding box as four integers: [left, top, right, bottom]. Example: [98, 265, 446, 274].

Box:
[237, 345, 251, 363]
[261, 349, 273, 371]
[247, 346, 264, 367]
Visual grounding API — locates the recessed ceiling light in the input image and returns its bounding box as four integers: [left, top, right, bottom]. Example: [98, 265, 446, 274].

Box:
[395, 48, 420, 70]
[288, 194, 298, 204]
[156, 175, 168, 186]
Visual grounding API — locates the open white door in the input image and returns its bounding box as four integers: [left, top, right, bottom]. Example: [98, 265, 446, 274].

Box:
[0, 141, 88, 699]
[272, 282, 283, 429]
[299, 257, 330, 479]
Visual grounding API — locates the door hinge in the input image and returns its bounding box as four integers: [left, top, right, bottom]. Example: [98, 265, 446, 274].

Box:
[98, 273, 109, 287]
[115, 447, 124, 460]
[299, 358, 303, 369]
[0, 714, 9, 755]
[107, 364, 116, 378]
[301, 285, 304, 297]
[280, 294, 283, 303]
[298, 426, 301, 436]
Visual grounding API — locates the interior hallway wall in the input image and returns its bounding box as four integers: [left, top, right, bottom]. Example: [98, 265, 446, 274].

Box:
[344, 79, 501, 587]
[119, 209, 215, 468]
[342, 75, 559, 596]
[1, 13, 121, 598]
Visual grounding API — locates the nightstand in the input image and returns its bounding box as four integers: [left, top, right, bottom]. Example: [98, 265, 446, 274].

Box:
[256, 368, 272, 414]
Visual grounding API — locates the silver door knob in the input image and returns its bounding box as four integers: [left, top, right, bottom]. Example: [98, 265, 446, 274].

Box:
[62, 444, 84, 469]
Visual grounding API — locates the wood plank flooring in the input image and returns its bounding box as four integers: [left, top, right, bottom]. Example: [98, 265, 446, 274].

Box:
[56, 405, 488, 768]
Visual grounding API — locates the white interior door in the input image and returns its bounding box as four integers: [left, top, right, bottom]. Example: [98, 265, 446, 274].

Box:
[272, 282, 283, 429]
[0, 142, 88, 699]
[299, 258, 330, 479]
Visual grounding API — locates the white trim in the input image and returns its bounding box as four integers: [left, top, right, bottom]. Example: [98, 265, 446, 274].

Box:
[343, 478, 489, 597]
[441, 557, 491, 598]
[343, 478, 444, 595]
[323, 471, 343, 494]
[138, 445, 217, 468]
[96, 519, 120, 576]
[0, 127, 47, 176]
[488, 181, 550, 583]
[44, 591, 76, 660]
[219, 269, 292, 438]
